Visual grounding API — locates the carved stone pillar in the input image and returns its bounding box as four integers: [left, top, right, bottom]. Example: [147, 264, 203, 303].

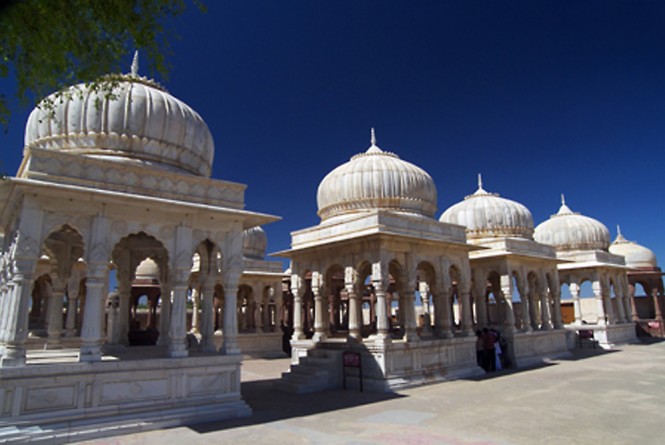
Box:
[64, 272, 81, 337]
[438, 286, 453, 338]
[459, 284, 473, 337]
[402, 278, 418, 342]
[46, 279, 65, 349]
[291, 273, 305, 340]
[372, 261, 389, 339]
[628, 282, 639, 322]
[190, 286, 201, 335]
[592, 279, 606, 326]
[221, 273, 241, 354]
[79, 266, 108, 362]
[200, 280, 216, 352]
[499, 274, 516, 333]
[0, 256, 38, 368]
[157, 280, 171, 346]
[252, 284, 263, 334]
[570, 281, 582, 324]
[613, 277, 627, 324]
[168, 269, 189, 358]
[472, 277, 488, 328]
[621, 277, 634, 323]
[312, 272, 326, 341]
[345, 266, 361, 339]
[518, 278, 532, 332]
[539, 284, 552, 330]
[551, 286, 564, 329]
[116, 273, 131, 346]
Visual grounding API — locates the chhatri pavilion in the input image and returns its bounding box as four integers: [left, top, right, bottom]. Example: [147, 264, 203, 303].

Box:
[0, 60, 661, 439]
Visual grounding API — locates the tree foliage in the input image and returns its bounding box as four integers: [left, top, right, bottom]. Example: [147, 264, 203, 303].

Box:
[0, 0, 200, 127]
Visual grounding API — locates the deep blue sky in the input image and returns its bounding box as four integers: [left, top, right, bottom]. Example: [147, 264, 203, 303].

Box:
[2, 1, 664, 269]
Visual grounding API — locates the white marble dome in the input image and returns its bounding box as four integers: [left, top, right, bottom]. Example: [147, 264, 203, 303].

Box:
[439, 176, 534, 239]
[135, 258, 159, 280]
[24, 58, 214, 177]
[243, 226, 267, 260]
[534, 197, 610, 251]
[317, 130, 437, 221]
[609, 228, 658, 268]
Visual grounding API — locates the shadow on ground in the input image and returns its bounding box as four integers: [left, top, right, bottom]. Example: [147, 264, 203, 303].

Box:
[190, 378, 405, 434]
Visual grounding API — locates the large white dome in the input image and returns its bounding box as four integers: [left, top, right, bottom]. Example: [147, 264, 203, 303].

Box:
[24, 61, 214, 177]
[439, 176, 534, 239]
[609, 227, 658, 268]
[534, 196, 610, 251]
[316, 130, 437, 221]
[243, 226, 267, 260]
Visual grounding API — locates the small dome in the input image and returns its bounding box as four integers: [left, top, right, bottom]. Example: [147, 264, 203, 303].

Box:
[243, 226, 267, 260]
[609, 227, 658, 268]
[534, 196, 610, 251]
[316, 129, 437, 220]
[135, 258, 159, 280]
[439, 175, 534, 239]
[25, 56, 214, 177]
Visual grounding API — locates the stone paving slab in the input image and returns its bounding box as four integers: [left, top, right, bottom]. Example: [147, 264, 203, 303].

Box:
[76, 341, 665, 445]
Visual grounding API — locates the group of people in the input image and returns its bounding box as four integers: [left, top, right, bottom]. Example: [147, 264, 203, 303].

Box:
[476, 327, 509, 372]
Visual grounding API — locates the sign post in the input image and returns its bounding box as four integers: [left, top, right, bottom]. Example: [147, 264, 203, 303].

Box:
[342, 351, 363, 392]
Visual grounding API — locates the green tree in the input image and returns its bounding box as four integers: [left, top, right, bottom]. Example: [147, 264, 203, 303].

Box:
[0, 0, 201, 127]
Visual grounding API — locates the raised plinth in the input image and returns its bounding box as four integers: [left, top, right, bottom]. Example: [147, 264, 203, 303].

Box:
[0, 353, 251, 442]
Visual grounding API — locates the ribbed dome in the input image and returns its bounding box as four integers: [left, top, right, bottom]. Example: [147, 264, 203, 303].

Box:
[135, 258, 159, 280]
[609, 227, 657, 268]
[24, 57, 214, 177]
[316, 130, 437, 220]
[243, 226, 267, 260]
[534, 196, 610, 251]
[439, 175, 534, 239]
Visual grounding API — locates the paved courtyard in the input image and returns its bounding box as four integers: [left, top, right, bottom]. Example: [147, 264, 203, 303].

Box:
[79, 340, 665, 445]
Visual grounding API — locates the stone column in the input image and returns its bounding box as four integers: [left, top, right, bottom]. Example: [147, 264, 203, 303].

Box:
[499, 274, 516, 333]
[190, 286, 201, 335]
[46, 279, 65, 349]
[438, 286, 453, 338]
[116, 273, 131, 345]
[518, 277, 532, 332]
[0, 256, 38, 368]
[372, 261, 389, 339]
[551, 285, 564, 329]
[537, 283, 552, 331]
[402, 278, 418, 342]
[253, 284, 263, 334]
[613, 276, 627, 324]
[79, 265, 108, 362]
[157, 280, 171, 346]
[602, 278, 616, 325]
[459, 284, 473, 337]
[653, 287, 664, 332]
[64, 273, 81, 337]
[570, 281, 582, 324]
[168, 273, 189, 358]
[221, 273, 241, 354]
[628, 282, 639, 322]
[621, 276, 634, 323]
[312, 272, 326, 341]
[345, 266, 361, 339]
[472, 277, 488, 328]
[291, 273, 305, 340]
[592, 279, 606, 326]
[200, 280, 216, 352]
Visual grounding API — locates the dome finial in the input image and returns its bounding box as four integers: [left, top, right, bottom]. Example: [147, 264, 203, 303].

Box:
[131, 50, 139, 77]
[561, 193, 566, 206]
[617, 224, 622, 236]
[478, 173, 483, 190]
[371, 127, 377, 146]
